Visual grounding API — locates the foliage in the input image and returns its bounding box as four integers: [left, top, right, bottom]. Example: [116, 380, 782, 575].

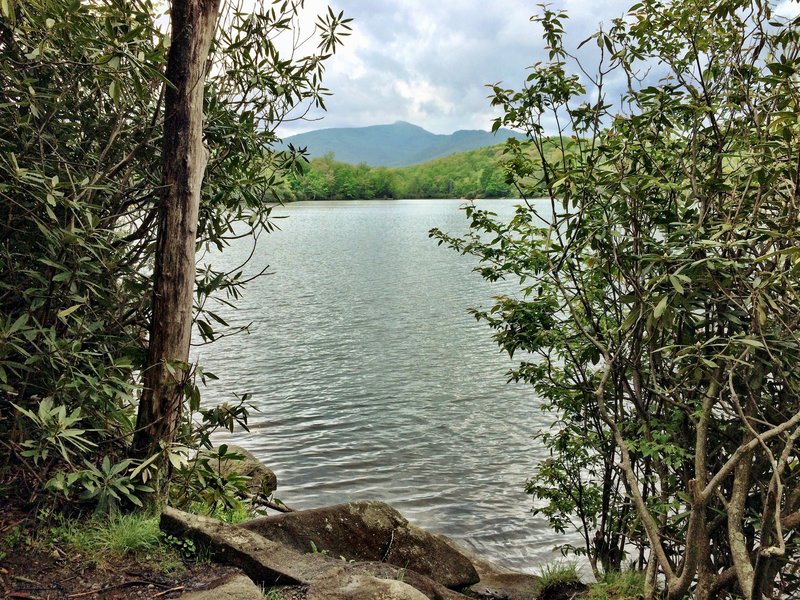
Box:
[48, 512, 182, 569]
[585, 570, 646, 600]
[537, 560, 581, 591]
[289, 143, 549, 200]
[0, 0, 347, 512]
[170, 442, 251, 514]
[433, 0, 800, 598]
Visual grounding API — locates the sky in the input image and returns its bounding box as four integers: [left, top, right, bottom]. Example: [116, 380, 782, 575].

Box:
[275, 0, 800, 137]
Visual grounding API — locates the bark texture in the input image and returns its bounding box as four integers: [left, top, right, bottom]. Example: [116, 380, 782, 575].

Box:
[133, 0, 220, 472]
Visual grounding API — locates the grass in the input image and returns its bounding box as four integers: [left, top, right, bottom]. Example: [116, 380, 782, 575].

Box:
[585, 570, 646, 600]
[48, 512, 183, 571]
[537, 560, 582, 590]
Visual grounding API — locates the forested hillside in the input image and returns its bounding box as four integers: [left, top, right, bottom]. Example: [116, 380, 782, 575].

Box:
[288, 139, 563, 200]
[282, 120, 525, 167]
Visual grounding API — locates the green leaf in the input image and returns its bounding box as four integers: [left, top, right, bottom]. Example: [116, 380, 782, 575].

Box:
[57, 304, 82, 319]
[669, 275, 684, 294]
[738, 338, 765, 348]
[654, 296, 668, 319]
[8, 313, 29, 334]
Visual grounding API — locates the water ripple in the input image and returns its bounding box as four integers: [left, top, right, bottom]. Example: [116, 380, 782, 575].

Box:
[196, 199, 577, 573]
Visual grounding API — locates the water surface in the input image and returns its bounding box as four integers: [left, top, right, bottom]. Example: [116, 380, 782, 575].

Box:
[196, 198, 571, 572]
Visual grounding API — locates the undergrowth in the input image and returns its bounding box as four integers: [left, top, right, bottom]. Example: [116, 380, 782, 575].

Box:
[585, 570, 646, 600]
[46, 513, 185, 571]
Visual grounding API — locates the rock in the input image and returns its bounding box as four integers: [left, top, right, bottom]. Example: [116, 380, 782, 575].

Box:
[468, 572, 543, 600]
[436, 534, 543, 600]
[212, 444, 278, 499]
[239, 500, 479, 588]
[161, 506, 333, 585]
[307, 566, 429, 600]
[161, 507, 470, 599]
[181, 574, 264, 600]
[344, 563, 470, 600]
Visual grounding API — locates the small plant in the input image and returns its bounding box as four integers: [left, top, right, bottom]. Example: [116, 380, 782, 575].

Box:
[308, 540, 329, 555]
[585, 570, 646, 600]
[12, 398, 95, 466]
[76, 456, 154, 516]
[537, 561, 581, 591]
[163, 533, 198, 558]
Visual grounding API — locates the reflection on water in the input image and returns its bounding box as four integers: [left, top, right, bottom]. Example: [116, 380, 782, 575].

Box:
[195, 198, 573, 572]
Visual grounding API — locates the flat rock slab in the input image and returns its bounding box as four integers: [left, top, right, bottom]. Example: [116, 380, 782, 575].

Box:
[343, 563, 470, 600]
[161, 507, 336, 585]
[307, 566, 429, 600]
[162, 507, 471, 600]
[239, 500, 479, 588]
[181, 574, 264, 600]
[467, 572, 543, 600]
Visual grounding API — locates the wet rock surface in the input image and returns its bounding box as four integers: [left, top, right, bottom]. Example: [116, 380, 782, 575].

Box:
[239, 500, 479, 588]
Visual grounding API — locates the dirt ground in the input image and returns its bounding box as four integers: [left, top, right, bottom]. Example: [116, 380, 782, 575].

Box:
[0, 499, 308, 600]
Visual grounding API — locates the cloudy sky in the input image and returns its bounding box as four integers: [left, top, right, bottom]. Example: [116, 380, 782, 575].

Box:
[275, 0, 800, 137]
[276, 0, 633, 136]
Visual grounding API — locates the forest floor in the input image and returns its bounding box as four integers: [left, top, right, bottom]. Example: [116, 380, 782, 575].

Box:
[1, 500, 229, 599]
[0, 498, 308, 600]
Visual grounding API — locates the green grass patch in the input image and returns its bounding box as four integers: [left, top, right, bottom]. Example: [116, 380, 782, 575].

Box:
[537, 560, 581, 590]
[585, 570, 646, 600]
[49, 513, 182, 571]
[186, 501, 252, 524]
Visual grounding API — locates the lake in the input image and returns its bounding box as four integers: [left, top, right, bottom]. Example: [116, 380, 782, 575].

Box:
[195, 198, 571, 572]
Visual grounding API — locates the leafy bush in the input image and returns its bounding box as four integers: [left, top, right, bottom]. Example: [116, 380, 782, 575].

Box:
[434, 0, 800, 597]
[0, 0, 347, 513]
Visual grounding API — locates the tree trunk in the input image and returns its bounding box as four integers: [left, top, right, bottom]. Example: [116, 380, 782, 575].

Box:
[132, 0, 220, 494]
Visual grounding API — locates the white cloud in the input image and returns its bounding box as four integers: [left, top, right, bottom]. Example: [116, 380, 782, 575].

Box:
[775, 0, 800, 18]
[275, 0, 633, 136]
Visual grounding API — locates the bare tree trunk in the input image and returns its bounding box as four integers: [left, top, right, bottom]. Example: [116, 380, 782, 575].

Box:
[132, 0, 220, 496]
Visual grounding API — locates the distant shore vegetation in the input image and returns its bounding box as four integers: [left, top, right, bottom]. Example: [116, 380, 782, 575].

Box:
[284, 139, 565, 201]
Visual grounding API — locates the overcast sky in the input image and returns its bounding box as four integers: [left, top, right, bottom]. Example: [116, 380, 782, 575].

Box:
[275, 0, 629, 136]
[275, 0, 800, 137]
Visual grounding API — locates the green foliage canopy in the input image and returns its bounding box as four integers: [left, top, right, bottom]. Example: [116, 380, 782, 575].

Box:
[288, 142, 564, 200]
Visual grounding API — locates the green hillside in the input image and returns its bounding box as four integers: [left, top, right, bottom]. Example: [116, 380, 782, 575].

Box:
[282, 121, 525, 167]
[287, 138, 563, 201]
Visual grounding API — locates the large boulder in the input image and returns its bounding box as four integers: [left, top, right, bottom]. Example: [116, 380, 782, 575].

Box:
[212, 444, 278, 499]
[161, 507, 469, 600]
[239, 500, 479, 589]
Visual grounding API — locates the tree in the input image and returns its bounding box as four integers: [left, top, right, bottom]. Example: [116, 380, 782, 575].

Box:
[433, 1, 800, 598]
[130, 0, 221, 490]
[135, 0, 351, 496]
[1, 0, 349, 510]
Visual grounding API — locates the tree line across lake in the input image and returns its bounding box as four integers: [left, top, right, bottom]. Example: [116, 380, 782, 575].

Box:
[284, 139, 562, 200]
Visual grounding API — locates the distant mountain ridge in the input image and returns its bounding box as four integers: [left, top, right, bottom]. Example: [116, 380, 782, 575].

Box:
[282, 121, 525, 167]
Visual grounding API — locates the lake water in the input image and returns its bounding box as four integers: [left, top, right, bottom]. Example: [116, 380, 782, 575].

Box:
[195, 198, 571, 572]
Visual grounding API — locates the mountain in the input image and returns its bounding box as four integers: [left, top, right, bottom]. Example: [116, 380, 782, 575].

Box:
[282, 121, 525, 167]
